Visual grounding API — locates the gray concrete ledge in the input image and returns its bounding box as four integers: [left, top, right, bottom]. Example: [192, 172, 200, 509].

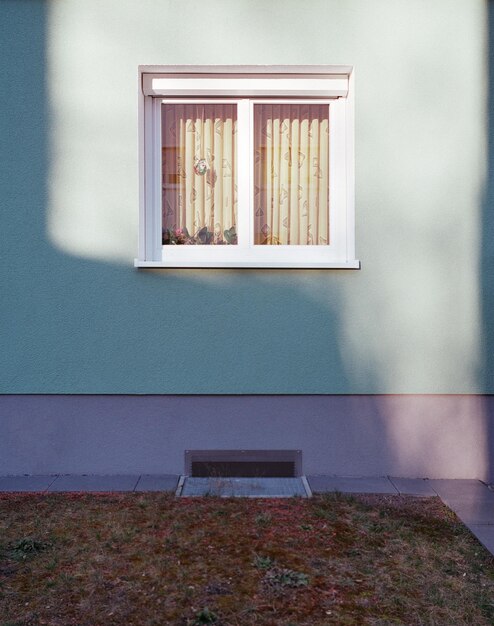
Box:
[48, 474, 140, 493]
[307, 475, 398, 494]
[0, 474, 179, 493]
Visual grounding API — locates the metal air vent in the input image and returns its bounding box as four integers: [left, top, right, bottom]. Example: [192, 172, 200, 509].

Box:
[185, 449, 302, 478]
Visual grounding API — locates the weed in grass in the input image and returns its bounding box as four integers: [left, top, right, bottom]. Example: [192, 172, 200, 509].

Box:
[255, 512, 272, 526]
[324, 490, 355, 503]
[367, 521, 387, 534]
[263, 567, 309, 589]
[194, 607, 217, 624]
[44, 558, 58, 572]
[253, 554, 275, 570]
[313, 507, 338, 521]
[300, 523, 313, 531]
[478, 594, 494, 621]
[59, 572, 77, 586]
[10, 538, 50, 561]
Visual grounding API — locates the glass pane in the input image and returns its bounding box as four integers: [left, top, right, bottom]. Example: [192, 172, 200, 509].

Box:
[162, 103, 237, 245]
[254, 104, 329, 245]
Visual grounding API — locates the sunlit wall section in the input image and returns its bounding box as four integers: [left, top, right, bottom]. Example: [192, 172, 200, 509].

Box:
[336, 1, 486, 394]
[47, 1, 140, 262]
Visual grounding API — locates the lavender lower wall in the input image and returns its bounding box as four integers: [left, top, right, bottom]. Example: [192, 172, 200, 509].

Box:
[0, 395, 493, 480]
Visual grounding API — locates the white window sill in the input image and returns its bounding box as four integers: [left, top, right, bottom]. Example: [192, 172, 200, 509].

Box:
[134, 259, 361, 269]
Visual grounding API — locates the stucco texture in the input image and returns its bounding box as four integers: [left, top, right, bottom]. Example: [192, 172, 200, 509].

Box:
[0, 0, 492, 394]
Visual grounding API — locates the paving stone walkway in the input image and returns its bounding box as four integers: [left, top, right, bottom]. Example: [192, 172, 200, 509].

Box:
[1, 475, 493, 555]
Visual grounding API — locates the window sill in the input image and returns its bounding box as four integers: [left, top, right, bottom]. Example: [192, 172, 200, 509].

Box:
[134, 259, 361, 269]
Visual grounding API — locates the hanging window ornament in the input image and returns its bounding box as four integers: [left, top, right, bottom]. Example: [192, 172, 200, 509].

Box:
[193, 157, 208, 176]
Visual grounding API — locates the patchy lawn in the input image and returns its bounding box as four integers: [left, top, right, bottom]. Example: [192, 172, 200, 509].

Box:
[1, 492, 494, 625]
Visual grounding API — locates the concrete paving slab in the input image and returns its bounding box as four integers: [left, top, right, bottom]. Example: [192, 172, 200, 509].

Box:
[0, 475, 57, 492]
[388, 478, 437, 496]
[427, 479, 489, 499]
[134, 475, 179, 492]
[439, 494, 494, 511]
[448, 501, 494, 526]
[180, 477, 308, 497]
[307, 476, 398, 494]
[465, 524, 494, 554]
[427, 481, 494, 511]
[48, 475, 139, 492]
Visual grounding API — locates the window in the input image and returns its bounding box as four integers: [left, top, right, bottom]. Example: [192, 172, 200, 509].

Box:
[137, 66, 359, 268]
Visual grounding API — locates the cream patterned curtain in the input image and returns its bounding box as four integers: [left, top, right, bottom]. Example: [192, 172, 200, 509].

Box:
[162, 103, 237, 244]
[254, 104, 329, 245]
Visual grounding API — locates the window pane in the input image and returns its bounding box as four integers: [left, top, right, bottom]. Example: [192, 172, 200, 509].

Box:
[254, 104, 329, 245]
[162, 103, 237, 245]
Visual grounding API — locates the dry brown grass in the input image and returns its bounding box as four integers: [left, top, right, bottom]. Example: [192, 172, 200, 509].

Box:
[1, 492, 494, 625]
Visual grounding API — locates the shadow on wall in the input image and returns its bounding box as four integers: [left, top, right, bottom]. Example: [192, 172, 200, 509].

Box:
[1, 0, 355, 397]
[0, 0, 492, 479]
[484, 1, 494, 484]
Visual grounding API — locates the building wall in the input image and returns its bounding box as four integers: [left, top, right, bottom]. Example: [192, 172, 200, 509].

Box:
[1, 0, 493, 478]
[0, 395, 492, 480]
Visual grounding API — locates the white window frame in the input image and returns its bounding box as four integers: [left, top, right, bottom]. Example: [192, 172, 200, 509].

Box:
[136, 65, 359, 269]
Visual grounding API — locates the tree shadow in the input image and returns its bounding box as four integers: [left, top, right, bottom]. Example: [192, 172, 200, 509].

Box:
[0, 0, 354, 396]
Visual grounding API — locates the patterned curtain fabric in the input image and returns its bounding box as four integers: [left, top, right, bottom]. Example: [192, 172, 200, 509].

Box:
[162, 103, 237, 245]
[254, 104, 329, 245]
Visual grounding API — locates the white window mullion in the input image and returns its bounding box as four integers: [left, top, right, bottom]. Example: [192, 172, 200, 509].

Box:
[236, 99, 250, 250]
[248, 99, 254, 248]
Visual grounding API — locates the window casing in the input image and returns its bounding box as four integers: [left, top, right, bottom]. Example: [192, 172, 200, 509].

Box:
[137, 66, 358, 268]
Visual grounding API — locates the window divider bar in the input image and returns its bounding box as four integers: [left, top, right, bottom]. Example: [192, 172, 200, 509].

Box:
[248, 100, 254, 248]
[236, 100, 250, 250]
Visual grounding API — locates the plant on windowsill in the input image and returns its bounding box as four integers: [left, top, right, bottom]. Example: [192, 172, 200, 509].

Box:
[162, 226, 237, 246]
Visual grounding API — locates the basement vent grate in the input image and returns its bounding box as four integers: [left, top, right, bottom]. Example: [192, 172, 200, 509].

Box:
[178, 476, 311, 498]
[185, 450, 302, 478]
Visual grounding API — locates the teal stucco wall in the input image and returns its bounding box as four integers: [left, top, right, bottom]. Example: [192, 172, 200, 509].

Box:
[0, 0, 491, 394]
